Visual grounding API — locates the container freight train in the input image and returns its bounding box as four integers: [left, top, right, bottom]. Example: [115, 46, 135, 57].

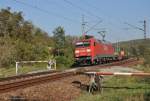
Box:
[74, 35, 125, 65]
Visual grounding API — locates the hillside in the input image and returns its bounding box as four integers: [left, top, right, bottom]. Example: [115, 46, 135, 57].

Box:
[117, 38, 150, 48]
[114, 38, 150, 66]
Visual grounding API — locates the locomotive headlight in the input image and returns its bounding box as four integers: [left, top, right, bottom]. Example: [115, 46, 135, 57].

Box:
[86, 49, 91, 52]
[75, 50, 79, 53]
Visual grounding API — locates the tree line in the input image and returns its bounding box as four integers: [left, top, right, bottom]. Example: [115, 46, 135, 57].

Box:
[0, 8, 78, 68]
[0, 8, 150, 69]
[119, 39, 150, 67]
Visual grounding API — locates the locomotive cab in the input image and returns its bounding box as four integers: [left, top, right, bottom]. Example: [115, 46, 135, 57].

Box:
[75, 39, 92, 65]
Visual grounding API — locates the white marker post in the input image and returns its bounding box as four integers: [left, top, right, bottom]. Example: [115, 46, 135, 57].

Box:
[16, 62, 19, 75]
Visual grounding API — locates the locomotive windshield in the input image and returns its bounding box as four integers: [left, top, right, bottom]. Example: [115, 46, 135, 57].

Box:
[76, 41, 90, 47]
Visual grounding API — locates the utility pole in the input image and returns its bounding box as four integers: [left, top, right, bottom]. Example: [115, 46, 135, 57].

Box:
[81, 15, 102, 37]
[81, 15, 87, 37]
[125, 20, 147, 40]
[144, 20, 146, 39]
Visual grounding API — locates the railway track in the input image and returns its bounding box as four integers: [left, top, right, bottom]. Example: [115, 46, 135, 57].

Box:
[0, 71, 75, 93]
[81, 58, 141, 70]
[0, 58, 142, 94]
[0, 70, 59, 83]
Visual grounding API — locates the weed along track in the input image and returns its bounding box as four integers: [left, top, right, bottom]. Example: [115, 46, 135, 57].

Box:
[0, 58, 147, 101]
[0, 70, 58, 83]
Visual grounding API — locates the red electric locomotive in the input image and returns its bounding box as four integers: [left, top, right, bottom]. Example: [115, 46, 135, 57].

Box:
[74, 35, 124, 65]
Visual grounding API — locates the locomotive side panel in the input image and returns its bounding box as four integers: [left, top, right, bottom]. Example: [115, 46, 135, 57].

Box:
[91, 39, 116, 63]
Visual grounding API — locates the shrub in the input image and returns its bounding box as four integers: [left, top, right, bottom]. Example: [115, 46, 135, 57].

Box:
[55, 56, 74, 69]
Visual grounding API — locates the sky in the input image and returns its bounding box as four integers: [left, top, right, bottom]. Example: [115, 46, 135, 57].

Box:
[0, 0, 150, 42]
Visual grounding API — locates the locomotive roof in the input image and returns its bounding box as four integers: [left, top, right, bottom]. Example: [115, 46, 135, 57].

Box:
[84, 35, 112, 44]
[76, 38, 112, 45]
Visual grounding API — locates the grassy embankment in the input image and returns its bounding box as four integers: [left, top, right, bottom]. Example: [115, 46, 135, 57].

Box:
[74, 65, 150, 101]
[0, 63, 48, 78]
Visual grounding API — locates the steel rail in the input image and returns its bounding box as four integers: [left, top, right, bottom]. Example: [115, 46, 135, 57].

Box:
[0, 58, 141, 94]
[0, 58, 138, 83]
[0, 71, 75, 93]
[0, 70, 59, 82]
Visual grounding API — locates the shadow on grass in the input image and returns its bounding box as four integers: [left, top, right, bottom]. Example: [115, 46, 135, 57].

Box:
[72, 81, 89, 91]
[102, 86, 150, 90]
[144, 91, 150, 101]
[9, 96, 42, 101]
[72, 80, 150, 92]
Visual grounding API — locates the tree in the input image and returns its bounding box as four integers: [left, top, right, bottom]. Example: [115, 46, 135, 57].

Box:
[0, 37, 15, 67]
[138, 44, 150, 66]
[0, 8, 52, 68]
[52, 27, 79, 68]
[130, 47, 138, 57]
[53, 26, 65, 56]
[0, 7, 24, 38]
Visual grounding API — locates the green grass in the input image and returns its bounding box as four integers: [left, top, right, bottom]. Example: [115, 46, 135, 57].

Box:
[0, 66, 16, 77]
[134, 64, 150, 72]
[74, 77, 150, 101]
[74, 66, 150, 101]
[0, 63, 48, 78]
